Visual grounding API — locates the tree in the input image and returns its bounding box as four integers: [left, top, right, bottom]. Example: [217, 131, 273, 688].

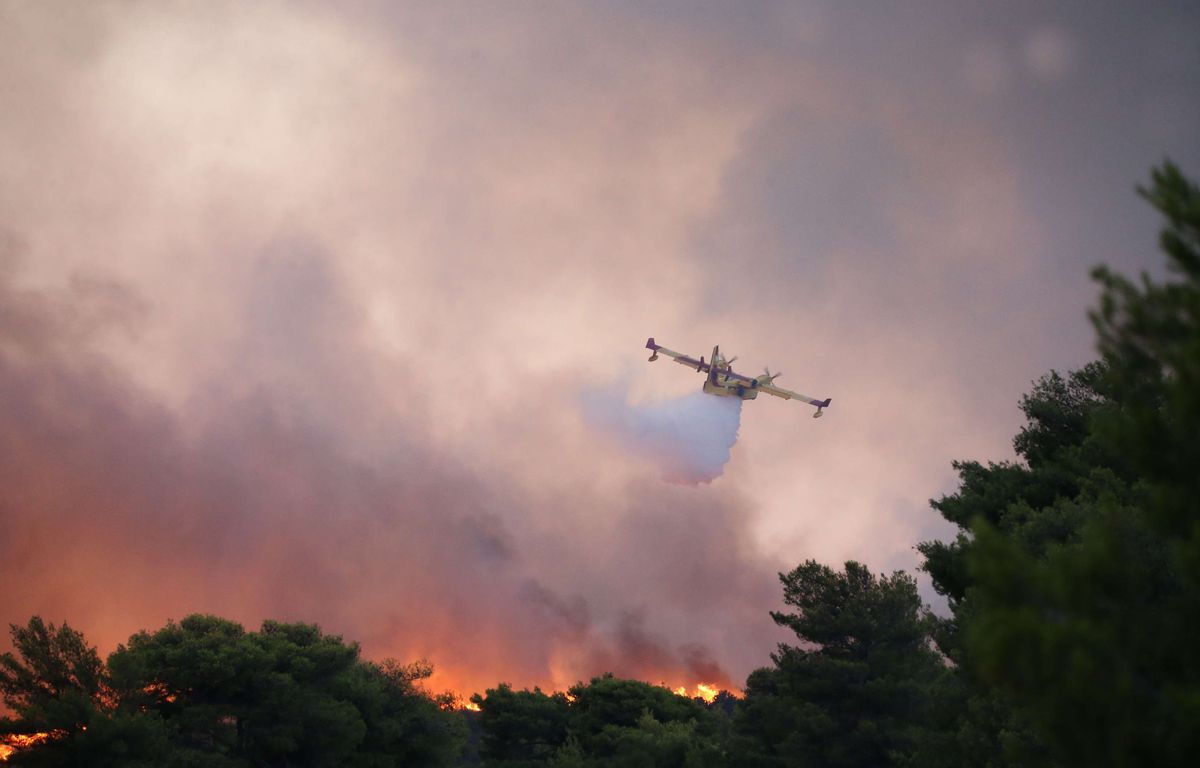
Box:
[471, 684, 570, 766]
[2, 614, 463, 766]
[0, 617, 170, 766]
[356, 658, 466, 767]
[915, 362, 1129, 767]
[968, 163, 1200, 767]
[0, 617, 108, 735]
[920, 162, 1200, 767]
[472, 676, 723, 768]
[1091, 162, 1200, 564]
[576, 711, 716, 768]
[107, 614, 267, 764]
[731, 562, 949, 768]
[106, 614, 464, 767]
[564, 676, 721, 765]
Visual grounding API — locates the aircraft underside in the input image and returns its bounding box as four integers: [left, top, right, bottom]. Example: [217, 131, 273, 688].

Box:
[703, 380, 759, 399]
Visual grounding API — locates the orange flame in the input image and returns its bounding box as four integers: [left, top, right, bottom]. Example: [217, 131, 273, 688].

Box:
[142, 682, 178, 703]
[463, 701, 482, 712]
[667, 682, 735, 703]
[0, 732, 54, 761]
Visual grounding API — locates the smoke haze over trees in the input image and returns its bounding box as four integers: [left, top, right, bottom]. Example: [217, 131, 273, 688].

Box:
[3, 0, 1199, 709]
[4, 162, 1200, 766]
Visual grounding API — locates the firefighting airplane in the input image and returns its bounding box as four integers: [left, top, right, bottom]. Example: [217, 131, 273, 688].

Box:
[645, 338, 832, 418]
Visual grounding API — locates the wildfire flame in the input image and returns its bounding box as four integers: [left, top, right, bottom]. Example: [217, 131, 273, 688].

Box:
[0, 732, 54, 762]
[669, 682, 731, 704]
[143, 682, 178, 704]
[0, 683, 739, 760]
[462, 681, 735, 712]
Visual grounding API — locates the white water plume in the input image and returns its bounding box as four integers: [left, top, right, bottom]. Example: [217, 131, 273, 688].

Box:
[586, 390, 743, 484]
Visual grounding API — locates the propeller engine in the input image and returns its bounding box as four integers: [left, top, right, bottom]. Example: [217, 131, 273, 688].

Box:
[760, 367, 781, 384]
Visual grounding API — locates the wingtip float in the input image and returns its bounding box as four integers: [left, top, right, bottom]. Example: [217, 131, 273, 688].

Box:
[645, 337, 831, 419]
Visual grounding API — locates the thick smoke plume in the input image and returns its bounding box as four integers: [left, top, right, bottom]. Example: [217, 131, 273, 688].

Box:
[586, 390, 744, 484]
[0, 249, 783, 699]
[12, 0, 1170, 702]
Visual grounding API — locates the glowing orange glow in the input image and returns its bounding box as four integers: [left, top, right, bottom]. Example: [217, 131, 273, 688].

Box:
[143, 682, 178, 704]
[0, 732, 55, 761]
[437, 691, 482, 712]
[666, 682, 737, 703]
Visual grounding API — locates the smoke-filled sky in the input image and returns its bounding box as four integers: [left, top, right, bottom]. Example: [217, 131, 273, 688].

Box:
[2, 1, 1198, 697]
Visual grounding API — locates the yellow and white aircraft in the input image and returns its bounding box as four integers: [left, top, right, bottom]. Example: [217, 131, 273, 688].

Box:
[645, 338, 832, 418]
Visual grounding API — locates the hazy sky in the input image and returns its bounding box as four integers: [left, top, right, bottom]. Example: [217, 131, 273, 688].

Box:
[2, 1, 1198, 697]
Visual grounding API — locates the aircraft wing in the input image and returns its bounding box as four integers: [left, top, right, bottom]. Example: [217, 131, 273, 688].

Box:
[645, 338, 711, 373]
[758, 382, 832, 413]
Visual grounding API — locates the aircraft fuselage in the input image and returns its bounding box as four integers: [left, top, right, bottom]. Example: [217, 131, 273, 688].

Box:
[702, 372, 760, 399]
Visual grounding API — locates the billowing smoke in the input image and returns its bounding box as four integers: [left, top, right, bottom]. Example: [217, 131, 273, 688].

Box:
[0, 248, 785, 699]
[585, 390, 744, 484]
[3, 0, 1193, 705]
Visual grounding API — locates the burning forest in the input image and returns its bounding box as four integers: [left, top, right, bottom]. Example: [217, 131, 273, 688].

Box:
[4, 1, 1200, 765]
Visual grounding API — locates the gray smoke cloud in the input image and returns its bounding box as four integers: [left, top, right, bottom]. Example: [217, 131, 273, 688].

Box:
[0, 239, 783, 697]
[5, 0, 1197, 699]
[584, 390, 743, 484]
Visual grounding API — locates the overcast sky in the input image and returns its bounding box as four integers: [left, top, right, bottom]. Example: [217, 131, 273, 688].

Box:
[2, 1, 1197, 697]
